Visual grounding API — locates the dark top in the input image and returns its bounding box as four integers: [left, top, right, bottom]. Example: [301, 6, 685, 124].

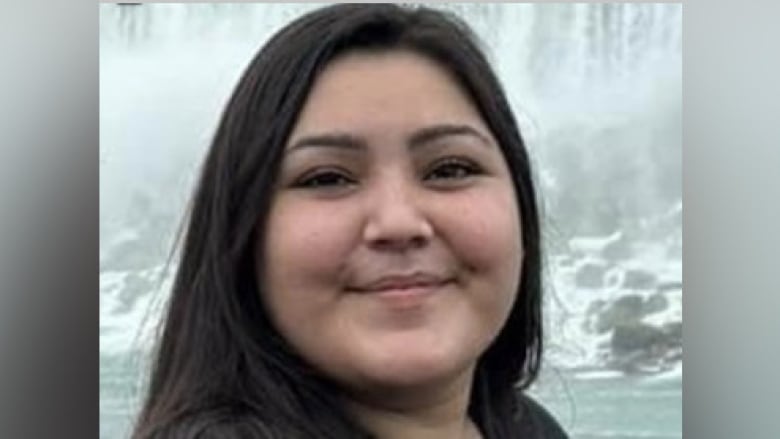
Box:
[144, 393, 568, 439]
[514, 392, 569, 438]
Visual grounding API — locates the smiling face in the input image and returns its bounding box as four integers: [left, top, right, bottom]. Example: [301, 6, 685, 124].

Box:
[258, 50, 523, 397]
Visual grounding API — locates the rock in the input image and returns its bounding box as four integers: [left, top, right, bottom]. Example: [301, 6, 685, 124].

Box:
[595, 294, 644, 333]
[662, 321, 682, 346]
[622, 268, 657, 290]
[583, 299, 607, 332]
[606, 321, 683, 374]
[586, 299, 606, 315]
[611, 323, 666, 355]
[575, 262, 608, 289]
[591, 292, 670, 334]
[643, 292, 669, 315]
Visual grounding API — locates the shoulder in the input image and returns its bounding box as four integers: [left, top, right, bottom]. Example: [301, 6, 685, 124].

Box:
[188, 414, 278, 439]
[137, 410, 280, 439]
[514, 391, 569, 439]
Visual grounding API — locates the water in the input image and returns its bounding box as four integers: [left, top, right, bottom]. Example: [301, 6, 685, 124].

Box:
[533, 369, 682, 439]
[100, 349, 682, 439]
[100, 4, 681, 438]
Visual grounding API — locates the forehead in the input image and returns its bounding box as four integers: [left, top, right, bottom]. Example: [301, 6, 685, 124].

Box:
[288, 50, 489, 145]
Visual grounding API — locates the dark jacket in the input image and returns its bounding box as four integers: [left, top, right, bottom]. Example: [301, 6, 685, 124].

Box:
[514, 392, 569, 438]
[143, 393, 569, 438]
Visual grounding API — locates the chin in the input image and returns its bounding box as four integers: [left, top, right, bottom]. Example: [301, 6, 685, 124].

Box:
[356, 348, 473, 389]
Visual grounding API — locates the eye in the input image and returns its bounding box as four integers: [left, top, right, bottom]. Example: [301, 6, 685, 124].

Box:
[424, 157, 483, 182]
[293, 168, 356, 189]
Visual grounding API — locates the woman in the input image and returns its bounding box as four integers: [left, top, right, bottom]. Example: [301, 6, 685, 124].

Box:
[133, 4, 567, 439]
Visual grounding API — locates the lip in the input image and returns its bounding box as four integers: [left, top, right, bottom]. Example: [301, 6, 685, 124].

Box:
[347, 273, 452, 310]
[349, 272, 450, 293]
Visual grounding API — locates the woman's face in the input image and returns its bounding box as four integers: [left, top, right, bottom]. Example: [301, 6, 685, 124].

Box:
[259, 51, 522, 395]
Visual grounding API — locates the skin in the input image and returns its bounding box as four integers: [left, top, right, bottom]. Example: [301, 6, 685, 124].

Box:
[259, 50, 523, 438]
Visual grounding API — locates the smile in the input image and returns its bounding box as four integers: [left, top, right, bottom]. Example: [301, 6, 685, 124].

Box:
[346, 273, 453, 309]
[348, 272, 451, 293]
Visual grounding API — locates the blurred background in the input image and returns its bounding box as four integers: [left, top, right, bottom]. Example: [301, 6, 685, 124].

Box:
[99, 4, 681, 438]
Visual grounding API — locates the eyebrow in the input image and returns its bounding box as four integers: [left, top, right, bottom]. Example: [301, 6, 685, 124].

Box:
[285, 123, 492, 154]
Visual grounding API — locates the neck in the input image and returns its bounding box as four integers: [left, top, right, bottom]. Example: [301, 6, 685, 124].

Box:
[343, 368, 482, 439]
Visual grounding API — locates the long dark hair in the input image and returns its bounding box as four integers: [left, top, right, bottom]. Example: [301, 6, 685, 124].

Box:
[133, 4, 542, 438]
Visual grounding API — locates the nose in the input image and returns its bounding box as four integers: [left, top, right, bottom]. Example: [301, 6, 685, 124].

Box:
[362, 175, 433, 252]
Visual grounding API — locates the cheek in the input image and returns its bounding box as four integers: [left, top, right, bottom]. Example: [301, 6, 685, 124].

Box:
[262, 200, 358, 297]
[443, 186, 523, 289]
